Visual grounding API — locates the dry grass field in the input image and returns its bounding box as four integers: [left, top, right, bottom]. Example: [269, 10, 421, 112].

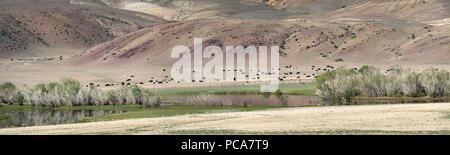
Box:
[0, 103, 448, 135]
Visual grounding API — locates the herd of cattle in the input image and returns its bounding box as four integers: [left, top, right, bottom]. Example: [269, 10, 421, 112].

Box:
[87, 64, 361, 88]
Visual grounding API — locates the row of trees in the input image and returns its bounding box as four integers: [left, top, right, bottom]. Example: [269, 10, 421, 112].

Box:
[0, 78, 160, 108]
[316, 66, 450, 103]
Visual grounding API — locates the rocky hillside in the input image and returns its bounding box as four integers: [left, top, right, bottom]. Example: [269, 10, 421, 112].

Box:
[0, 1, 165, 58]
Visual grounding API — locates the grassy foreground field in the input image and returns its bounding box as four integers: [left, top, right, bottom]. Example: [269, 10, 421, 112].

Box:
[0, 103, 449, 135]
[76, 105, 282, 123]
[0, 103, 282, 122]
[155, 83, 316, 96]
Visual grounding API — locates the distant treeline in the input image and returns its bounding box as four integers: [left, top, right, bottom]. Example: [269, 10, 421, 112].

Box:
[316, 66, 449, 103]
[0, 78, 160, 108]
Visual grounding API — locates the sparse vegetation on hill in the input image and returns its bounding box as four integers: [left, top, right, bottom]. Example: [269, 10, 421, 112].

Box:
[316, 66, 450, 103]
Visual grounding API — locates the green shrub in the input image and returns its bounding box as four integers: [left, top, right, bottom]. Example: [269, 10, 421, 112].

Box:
[358, 67, 387, 97]
[401, 71, 423, 97]
[0, 82, 17, 104]
[316, 67, 359, 103]
[335, 58, 343, 62]
[419, 68, 449, 97]
[274, 89, 283, 99]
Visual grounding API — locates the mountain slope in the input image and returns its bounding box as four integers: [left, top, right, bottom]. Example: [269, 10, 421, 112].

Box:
[326, 0, 450, 22]
[0, 2, 166, 58]
[75, 18, 450, 68]
[81, 0, 290, 21]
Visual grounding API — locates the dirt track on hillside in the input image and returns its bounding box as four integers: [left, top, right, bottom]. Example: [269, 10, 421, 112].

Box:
[0, 103, 449, 135]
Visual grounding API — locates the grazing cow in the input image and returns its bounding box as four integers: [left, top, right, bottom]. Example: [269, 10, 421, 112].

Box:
[126, 79, 131, 82]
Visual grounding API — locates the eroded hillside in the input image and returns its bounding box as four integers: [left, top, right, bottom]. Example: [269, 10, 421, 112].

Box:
[0, 2, 165, 58]
[76, 17, 450, 67]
